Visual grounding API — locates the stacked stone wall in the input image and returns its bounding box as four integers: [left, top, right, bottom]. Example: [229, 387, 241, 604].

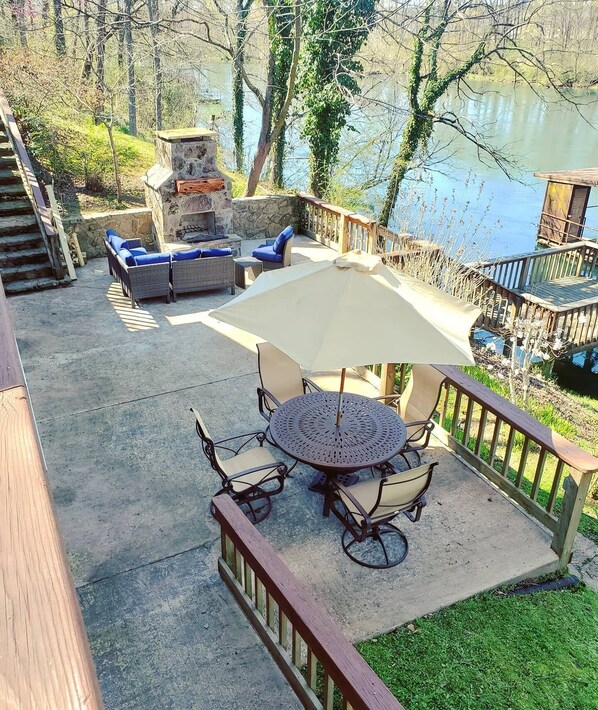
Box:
[65, 195, 301, 258]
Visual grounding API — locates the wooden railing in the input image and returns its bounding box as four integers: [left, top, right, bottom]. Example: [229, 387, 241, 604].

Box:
[298, 193, 412, 255]
[212, 494, 402, 710]
[467, 242, 598, 353]
[537, 211, 598, 245]
[475, 242, 598, 291]
[0, 282, 102, 707]
[370, 364, 597, 569]
[0, 89, 65, 279]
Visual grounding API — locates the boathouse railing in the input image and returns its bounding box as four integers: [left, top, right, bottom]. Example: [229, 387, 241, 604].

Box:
[0, 282, 103, 708]
[0, 89, 65, 280]
[212, 494, 402, 710]
[362, 363, 598, 570]
[468, 242, 598, 353]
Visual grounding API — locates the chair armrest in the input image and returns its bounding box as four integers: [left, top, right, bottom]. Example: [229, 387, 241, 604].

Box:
[214, 431, 266, 454]
[257, 386, 283, 422]
[374, 393, 401, 409]
[302, 377, 323, 393]
[225, 461, 287, 482]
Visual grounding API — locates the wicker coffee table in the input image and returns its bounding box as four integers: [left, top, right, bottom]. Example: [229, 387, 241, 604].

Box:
[270, 392, 407, 515]
[234, 256, 263, 289]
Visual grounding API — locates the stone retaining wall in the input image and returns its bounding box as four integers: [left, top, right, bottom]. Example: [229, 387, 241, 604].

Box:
[232, 195, 299, 240]
[65, 195, 301, 259]
[63, 208, 154, 259]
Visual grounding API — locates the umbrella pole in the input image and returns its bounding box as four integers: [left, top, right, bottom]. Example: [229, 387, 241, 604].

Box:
[336, 368, 346, 427]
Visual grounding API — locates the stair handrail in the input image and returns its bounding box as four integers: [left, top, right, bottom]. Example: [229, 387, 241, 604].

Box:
[0, 88, 65, 280]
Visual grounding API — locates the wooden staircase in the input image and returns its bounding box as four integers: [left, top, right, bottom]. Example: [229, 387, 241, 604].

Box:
[0, 112, 68, 294]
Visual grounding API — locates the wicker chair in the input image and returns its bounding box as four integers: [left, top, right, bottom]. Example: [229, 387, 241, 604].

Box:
[256, 342, 322, 422]
[191, 407, 288, 523]
[329, 462, 437, 568]
[171, 255, 235, 301]
[252, 226, 294, 271]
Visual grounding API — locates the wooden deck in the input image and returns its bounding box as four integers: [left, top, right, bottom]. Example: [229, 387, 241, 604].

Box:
[471, 241, 598, 355]
[515, 275, 598, 308]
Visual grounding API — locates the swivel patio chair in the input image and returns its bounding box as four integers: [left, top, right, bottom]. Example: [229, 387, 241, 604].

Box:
[252, 226, 294, 271]
[330, 462, 437, 569]
[257, 342, 322, 423]
[395, 365, 446, 466]
[191, 407, 288, 524]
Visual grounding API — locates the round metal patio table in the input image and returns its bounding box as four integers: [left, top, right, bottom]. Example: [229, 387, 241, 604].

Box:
[269, 391, 407, 516]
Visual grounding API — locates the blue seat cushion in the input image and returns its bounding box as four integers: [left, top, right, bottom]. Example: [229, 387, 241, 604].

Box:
[129, 247, 148, 258]
[172, 248, 202, 261]
[133, 253, 171, 266]
[201, 248, 232, 258]
[252, 245, 283, 263]
[272, 226, 294, 255]
[110, 235, 128, 252]
[118, 248, 136, 266]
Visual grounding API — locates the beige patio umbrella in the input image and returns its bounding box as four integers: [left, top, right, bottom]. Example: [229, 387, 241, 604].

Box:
[212, 251, 480, 423]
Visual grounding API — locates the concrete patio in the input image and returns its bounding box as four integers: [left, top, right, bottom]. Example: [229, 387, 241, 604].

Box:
[8, 235, 560, 708]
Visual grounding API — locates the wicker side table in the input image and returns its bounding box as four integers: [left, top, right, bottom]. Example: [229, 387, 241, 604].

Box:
[234, 257, 263, 289]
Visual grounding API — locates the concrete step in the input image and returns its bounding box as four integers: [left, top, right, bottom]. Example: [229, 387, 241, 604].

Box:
[0, 182, 27, 197]
[0, 246, 48, 266]
[2, 276, 67, 294]
[0, 142, 13, 156]
[0, 155, 17, 169]
[0, 261, 54, 283]
[0, 214, 39, 235]
[0, 168, 21, 185]
[0, 198, 32, 216]
[0, 231, 44, 250]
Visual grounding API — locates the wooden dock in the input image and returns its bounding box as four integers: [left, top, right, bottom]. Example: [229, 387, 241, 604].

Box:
[469, 241, 598, 355]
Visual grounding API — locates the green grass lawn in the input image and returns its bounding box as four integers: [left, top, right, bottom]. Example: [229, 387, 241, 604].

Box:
[358, 586, 598, 710]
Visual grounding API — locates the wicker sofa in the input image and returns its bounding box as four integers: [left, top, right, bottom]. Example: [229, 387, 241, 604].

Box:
[170, 247, 235, 301]
[104, 231, 236, 307]
[104, 231, 170, 308]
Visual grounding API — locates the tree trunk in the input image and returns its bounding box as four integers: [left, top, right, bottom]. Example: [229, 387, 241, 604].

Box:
[53, 0, 66, 56]
[104, 112, 123, 203]
[233, 0, 252, 172]
[11, 0, 27, 47]
[147, 0, 162, 130]
[95, 0, 108, 111]
[272, 124, 286, 188]
[82, 8, 94, 80]
[378, 116, 423, 228]
[124, 0, 137, 135]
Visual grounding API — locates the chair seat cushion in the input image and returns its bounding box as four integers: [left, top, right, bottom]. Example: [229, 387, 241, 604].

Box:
[201, 248, 233, 258]
[172, 248, 202, 261]
[220, 447, 279, 492]
[133, 253, 171, 266]
[337, 465, 430, 525]
[272, 226, 294, 255]
[252, 245, 283, 263]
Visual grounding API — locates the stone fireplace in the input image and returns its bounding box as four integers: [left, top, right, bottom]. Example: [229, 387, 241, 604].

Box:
[142, 128, 234, 251]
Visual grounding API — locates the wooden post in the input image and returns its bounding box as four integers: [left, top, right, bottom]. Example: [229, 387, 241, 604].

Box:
[369, 221, 378, 254]
[518, 256, 531, 289]
[379, 364, 396, 396]
[551, 468, 593, 568]
[47, 185, 79, 279]
[338, 213, 349, 253]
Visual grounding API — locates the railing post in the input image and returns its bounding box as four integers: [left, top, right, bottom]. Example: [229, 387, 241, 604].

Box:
[518, 256, 532, 289]
[339, 213, 349, 253]
[551, 469, 593, 569]
[379, 363, 396, 396]
[369, 221, 378, 254]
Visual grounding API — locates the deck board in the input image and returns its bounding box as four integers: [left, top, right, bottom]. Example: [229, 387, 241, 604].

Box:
[515, 275, 598, 308]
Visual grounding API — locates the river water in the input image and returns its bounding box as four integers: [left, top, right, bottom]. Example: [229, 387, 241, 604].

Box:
[195, 61, 598, 258]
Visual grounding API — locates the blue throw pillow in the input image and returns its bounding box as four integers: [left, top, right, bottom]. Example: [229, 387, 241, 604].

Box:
[111, 235, 128, 252]
[272, 226, 294, 255]
[133, 253, 171, 266]
[118, 248, 136, 266]
[173, 248, 202, 261]
[106, 229, 119, 244]
[201, 248, 232, 258]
